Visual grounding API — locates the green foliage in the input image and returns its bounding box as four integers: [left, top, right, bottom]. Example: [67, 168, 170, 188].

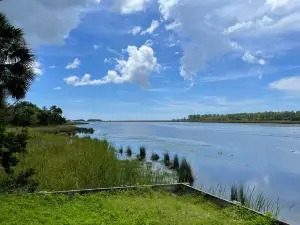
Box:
[0, 190, 274, 225]
[178, 111, 300, 122]
[178, 158, 194, 185]
[151, 153, 160, 161]
[163, 152, 170, 166]
[173, 154, 179, 170]
[0, 127, 28, 174]
[118, 146, 123, 154]
[9, 101, 67, 126]
[15, 133, 172, 191]
[138, 146, 146, 161]
[126, 146, 132, 157]
[0, 13, 36, 101]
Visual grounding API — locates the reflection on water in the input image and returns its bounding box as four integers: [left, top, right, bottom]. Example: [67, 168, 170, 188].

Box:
[79, 122, 300, 224]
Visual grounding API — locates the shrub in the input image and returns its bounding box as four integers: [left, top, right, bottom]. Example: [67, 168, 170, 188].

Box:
[119, 146, 123, 154]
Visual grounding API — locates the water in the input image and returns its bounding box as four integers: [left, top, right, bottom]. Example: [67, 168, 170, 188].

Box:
[79, 122, 300, 224]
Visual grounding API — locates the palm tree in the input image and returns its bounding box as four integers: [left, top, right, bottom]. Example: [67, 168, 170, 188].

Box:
[0, 12, 35, 108]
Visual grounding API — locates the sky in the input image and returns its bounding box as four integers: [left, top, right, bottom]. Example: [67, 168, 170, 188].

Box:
[2, 0, 300, 120]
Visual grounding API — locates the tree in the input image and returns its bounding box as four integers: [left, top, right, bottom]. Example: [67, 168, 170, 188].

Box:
[0, 12, 35, 108]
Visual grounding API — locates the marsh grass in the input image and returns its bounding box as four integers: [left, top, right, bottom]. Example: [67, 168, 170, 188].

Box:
[138, 146, 146, 161]
[163, 152, 171, 166]
[151, 153, 160, 161]
[178, 158, 194, 185]
[14, 133, 172, 191]
[126, 146, 132, 157]
[173, 154, 179, 170]
[206, 183, 282, 218]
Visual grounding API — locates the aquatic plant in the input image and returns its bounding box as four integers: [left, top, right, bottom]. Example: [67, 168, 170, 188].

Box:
[126, 146, 132, 157]
[178, 158, 194, 185]
[163, 152, 171, 166]
[119, 146, 123, 154]
[138, 146, 146, 161]
[151, 153, 160, 161]
[173, 154, 179, 170]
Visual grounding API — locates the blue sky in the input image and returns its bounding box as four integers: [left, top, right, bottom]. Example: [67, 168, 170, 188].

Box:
[2, 0, 300, 120]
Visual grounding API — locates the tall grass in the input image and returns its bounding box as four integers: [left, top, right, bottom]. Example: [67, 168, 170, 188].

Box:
[163, 152, 171, 166]
[151, 153, 160, 161]
[178, 158, 194, 185]
[173, 154, 179, 170]
[15, 132, 173, 191]
[138, 146, 146, 161]
[126, 146, 132, 157]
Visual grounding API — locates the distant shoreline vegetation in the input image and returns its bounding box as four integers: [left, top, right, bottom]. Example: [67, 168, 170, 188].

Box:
[174, 111, 300, 124]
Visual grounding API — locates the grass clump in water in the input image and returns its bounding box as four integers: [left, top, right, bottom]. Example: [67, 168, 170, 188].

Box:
[163, 152, 171, 166]
[151, 153, 160, 161]
[126, 146, 132, 157]
[118, 146, 123, 154]
[178, 158, 194, 185]
[138, 146, 146, 161]
[172, 154, 179, 170]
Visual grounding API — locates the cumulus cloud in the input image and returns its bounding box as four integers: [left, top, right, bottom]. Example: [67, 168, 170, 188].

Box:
[64, 45, 159, 87]
[1, 0, 98, 47]
[128, 26, 142, 35]
[141, 20, 160, 35]
[54, 87, 62, 90]
[158, 0, 300, 84]
[49, 65, 56, 69]
[65, 58, 81, 69]
[269, 76, 300, 94]
[33, 62, 44, 75]
[112, 0, 152, 14]
[242, 51, 266, 65]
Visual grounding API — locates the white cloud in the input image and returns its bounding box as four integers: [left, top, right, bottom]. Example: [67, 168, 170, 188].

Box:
[93, 45, 101, 50]
[49, 65, 56, 69]
[165, 20, 181, 31]
[65, 58, 81, 69]
[269, 76, 300, 94]
[145, 39, 154, 46]
[242, 51, 266, 65]
[158, 0, 300, 84]
[64, 45, 159, 87]
[128, 26, 142, 35]
[112, 0, 151, 14]
[54, 87, 62, 90]
[1, 0, 98, 48]
[33, 61, 44, 75]
[141, 20, 160, 35]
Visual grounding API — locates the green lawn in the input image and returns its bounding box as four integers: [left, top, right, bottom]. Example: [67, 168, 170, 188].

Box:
[0, 190, 273, 225]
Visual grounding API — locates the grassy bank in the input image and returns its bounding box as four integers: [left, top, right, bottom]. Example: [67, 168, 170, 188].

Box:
[15, 132, 174, 191]
[0, 189, 274, 225]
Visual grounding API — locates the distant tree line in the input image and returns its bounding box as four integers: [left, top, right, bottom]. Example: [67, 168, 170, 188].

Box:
[8, 101, 67, 127]
[174, 111, 300, 122]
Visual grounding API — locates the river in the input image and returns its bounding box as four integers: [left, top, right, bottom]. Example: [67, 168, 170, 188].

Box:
[79, 122, 300, 224]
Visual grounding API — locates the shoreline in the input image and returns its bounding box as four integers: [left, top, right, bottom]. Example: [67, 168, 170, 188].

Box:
[94, 120, 300, 124]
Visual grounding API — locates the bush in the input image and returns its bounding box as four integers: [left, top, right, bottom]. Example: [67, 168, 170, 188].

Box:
[178, 158, 194, 185]
[119, 146, 123, 154]
[151, 153, 160, 161]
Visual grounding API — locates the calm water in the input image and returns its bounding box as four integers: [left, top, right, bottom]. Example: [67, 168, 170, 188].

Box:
[80, 122, 300, 224]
